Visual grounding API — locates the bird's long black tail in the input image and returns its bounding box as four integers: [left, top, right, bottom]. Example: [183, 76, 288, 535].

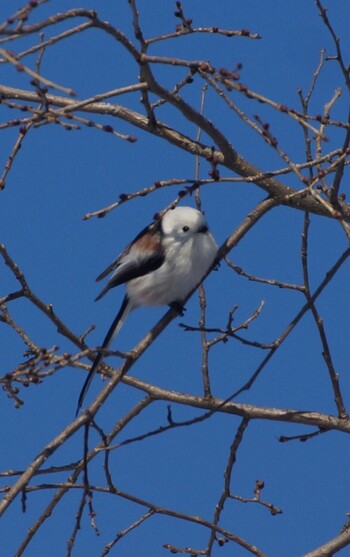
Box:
[76, 295, 132, 416]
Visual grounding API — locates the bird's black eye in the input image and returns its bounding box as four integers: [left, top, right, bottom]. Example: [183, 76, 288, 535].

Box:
[182, 226, 190, 232]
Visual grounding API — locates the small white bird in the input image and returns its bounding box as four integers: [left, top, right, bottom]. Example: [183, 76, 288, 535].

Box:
[76, 206, 218, 414]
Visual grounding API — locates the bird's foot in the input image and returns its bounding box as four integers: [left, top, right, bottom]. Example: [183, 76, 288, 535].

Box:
[169, 302, 186, 316]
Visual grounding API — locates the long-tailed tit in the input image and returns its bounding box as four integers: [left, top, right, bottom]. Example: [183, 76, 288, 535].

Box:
[76, 206, 218, 414]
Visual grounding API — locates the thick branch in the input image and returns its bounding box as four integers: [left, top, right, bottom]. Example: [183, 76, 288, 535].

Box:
[0, 85, 349, 220]
[120, 375, 350, 433]
[302, 526, 350, 557]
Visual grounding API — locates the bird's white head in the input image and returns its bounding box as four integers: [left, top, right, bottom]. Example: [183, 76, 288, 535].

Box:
[161, 206, 209, 240]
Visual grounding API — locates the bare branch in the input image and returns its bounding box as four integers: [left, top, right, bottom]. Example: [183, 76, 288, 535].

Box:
[0, 84, 349, 219]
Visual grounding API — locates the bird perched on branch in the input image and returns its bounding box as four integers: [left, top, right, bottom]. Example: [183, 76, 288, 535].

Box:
[76, 206, 218, 415]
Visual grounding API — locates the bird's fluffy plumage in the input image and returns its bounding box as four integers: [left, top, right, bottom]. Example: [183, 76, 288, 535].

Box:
[76, 206, 218, 415]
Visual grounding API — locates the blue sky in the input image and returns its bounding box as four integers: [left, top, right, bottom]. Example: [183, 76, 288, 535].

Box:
[0, 1, 349, 556]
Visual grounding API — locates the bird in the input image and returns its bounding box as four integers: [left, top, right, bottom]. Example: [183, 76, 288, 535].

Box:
[76, 206, 218, 415]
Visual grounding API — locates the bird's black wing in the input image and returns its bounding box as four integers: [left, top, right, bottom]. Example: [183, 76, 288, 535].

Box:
[95, 220, 165, 301]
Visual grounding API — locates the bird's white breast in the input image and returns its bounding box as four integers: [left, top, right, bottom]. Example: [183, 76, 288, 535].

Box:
[127, 229, 217, 307]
